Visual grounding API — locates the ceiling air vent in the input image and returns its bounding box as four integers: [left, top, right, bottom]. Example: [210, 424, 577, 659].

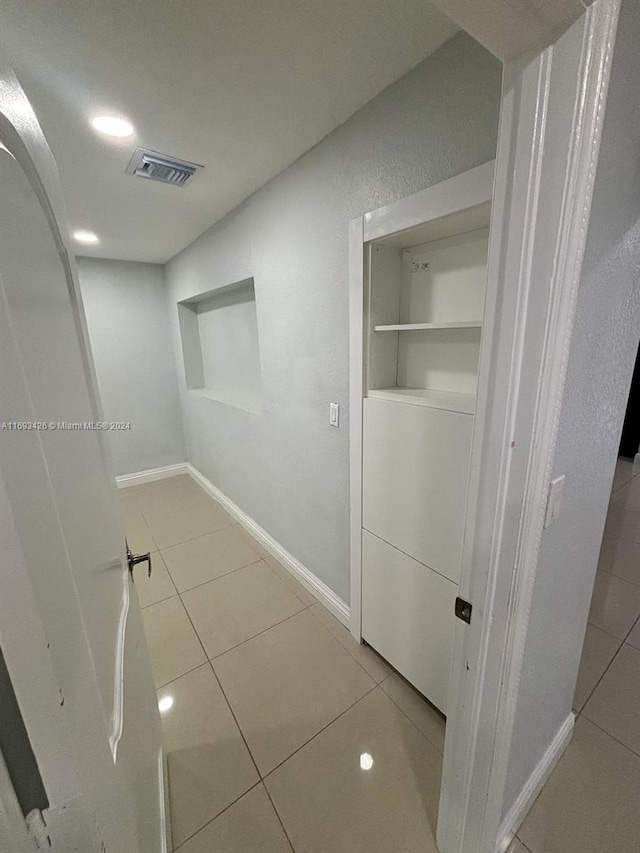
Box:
[125, 148, 203, 187]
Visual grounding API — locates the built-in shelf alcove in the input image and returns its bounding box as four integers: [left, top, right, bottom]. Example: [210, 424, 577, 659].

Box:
[354, 166, 494, 714]
[366, 203, 490, 416]
[178, 277, 262, 413]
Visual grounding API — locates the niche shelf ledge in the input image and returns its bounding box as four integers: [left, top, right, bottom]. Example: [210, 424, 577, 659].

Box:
[367, 387, 475, 414]
[373, 321, 482, 332]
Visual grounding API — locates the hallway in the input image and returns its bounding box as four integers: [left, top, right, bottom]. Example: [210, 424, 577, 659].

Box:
[124, 463, 640, 852]
[122, 473, 446, 852]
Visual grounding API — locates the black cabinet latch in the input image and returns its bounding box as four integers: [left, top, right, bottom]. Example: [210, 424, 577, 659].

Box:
[455, 597, 472, 624]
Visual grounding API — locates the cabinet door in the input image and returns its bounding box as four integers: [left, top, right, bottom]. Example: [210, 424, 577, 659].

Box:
[363, 397, 473, 583]
[362, 531, 457, 713]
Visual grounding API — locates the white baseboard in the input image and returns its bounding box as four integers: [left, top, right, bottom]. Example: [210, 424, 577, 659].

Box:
[497, 712, 575, 852]
[186, 463, 351, 628]
[116, 463, 189, 488]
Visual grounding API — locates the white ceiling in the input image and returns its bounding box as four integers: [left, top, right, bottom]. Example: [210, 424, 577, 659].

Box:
[431, 0, 587, 61]
[1, 0, 457, 263]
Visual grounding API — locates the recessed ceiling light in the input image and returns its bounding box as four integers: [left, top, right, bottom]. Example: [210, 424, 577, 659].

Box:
[72, 229, 100, 245]
[90, 115, 135, 138]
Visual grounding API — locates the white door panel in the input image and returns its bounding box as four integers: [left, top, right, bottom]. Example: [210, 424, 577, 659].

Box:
[0, 137, 162, 851]
[0, 153, 123, 724]
[362, 530, 457, 713]
[362, 397, 473, 583]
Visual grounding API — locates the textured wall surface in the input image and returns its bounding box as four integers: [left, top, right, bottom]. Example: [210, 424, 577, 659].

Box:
[504, 0, 640, 802]
[78, 257, 186, 476]
[166, 33, 502, 602]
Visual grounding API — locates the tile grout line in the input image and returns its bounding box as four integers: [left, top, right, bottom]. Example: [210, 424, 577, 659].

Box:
[261, 683, 379, 782]
[165, 568, 384, 778]
[150, 520, 235, 552]
[261, 783, 296, 853]
[168, 557, 322, 667]
[155, 659, 212, 692]
[164, 613, 375, 850]
[307, 605, 391, 685]
[609, 461, 638, 495]
[190, 604, 380, 774]
[206, 659, 262, 779]
[171, 780, 262, 851]
[152, 572, 313, 682]
[204, 604, 310, 663]
[306, 607, 447, 750]
[141, 554, 265, 609]
[165, 593, 279, 849]
[203, 607, 379, 773]
[579, 609, 640, 711]
[586, 611, 639, 645]
[203, 661, 297, 852]
[163, 556, 265, 598]
[578, 594, 640, 716]
[171, 550, 313, 608]
[595, 565, 640, 588]
[129, 485, 315, 611]
[123, 491, 229, 553]
[136, 479, 323, 850]
[378, 677, 446, 757]
[128, 483, 237, 549]
[574, 650, 620, 717]
[579, 465, 640, 715]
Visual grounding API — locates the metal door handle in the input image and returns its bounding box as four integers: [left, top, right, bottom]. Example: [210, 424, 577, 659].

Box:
[126, 543, 152, 579]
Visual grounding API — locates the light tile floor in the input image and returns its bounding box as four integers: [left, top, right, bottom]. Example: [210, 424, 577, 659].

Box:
[123, 474, 445, 852]
[124, 462, 640, 852]
[516, 457, 640, 853]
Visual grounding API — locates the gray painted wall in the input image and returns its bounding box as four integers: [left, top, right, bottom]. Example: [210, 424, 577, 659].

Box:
[166, 33, 502, 602]
[78, 258, 185, 476]
[504, 0, 640, 802]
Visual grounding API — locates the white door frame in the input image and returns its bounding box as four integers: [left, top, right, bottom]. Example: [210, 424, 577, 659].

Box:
[349, 2, 620, 852]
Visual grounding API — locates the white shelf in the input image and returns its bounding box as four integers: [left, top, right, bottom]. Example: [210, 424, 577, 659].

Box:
[373, 321, 482, 332]
[367, 387, 475, 414]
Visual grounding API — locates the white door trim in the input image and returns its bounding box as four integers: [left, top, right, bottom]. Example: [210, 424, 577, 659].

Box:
[480, 3, 620, 850]
[439, 3, 620, 853]
[348, 215, 365, 641]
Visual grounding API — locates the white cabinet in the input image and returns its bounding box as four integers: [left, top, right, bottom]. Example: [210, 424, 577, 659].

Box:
[352, 164, 493, 714]
[363, 397, 473, 584]
[362, 531, 458, 713]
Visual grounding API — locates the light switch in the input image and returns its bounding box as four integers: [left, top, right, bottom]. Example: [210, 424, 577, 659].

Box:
[544, 474, 565, 528]
[329, 403, 340, 427]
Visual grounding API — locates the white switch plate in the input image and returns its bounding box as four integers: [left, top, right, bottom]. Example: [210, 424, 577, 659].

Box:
[544, 474, 565, 528]
[329, 403, 340, 427]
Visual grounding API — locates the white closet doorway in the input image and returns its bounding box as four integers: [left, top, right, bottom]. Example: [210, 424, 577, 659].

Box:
[350, 162, 493, 713]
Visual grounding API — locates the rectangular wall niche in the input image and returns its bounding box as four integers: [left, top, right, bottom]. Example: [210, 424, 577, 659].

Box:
[178, 277, 262, 413]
